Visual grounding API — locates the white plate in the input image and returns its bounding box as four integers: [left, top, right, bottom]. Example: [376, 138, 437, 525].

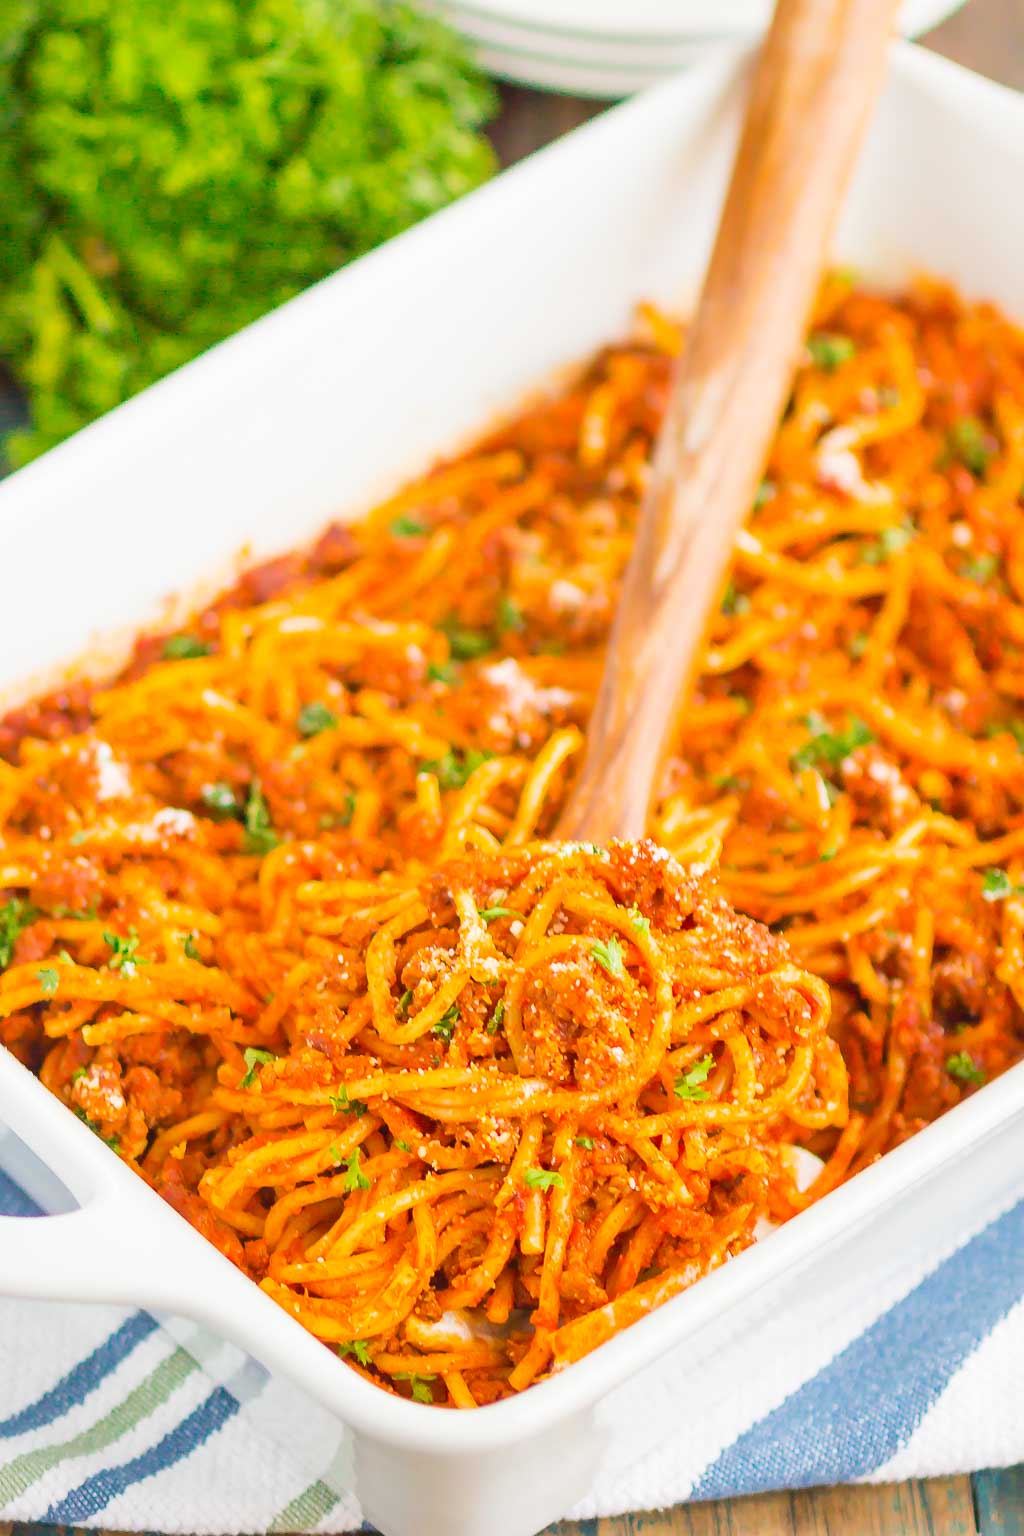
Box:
[445, 0, 963, 40]
[0, 40, 1022, 1536]
[429, 0, 967, 95]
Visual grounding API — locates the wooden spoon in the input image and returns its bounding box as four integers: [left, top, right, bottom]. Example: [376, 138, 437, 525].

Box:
[558, 0, 900, 844]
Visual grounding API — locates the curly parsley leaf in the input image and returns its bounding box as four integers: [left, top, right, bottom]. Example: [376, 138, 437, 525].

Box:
[103, 927, 146, 977]
[395, 1372, 436, 1404]
[497, 593, 525, 633]
[790, 712, 874, 773]
[36, 967, 59, 997]
[479, 906, 516, 924]
[807, 332, 856, 372]
[240, 1047, 276, 1090]
[337, 1339, 372, 1368]
[163, 634, 211, 660]
[0, 898, 37, 970]
[721, 580, 751, 616]
[960, 552, 1000, 585]
[433, 1003, 459, 1043]
[438, 614, 493, 661]
[946, 417, 993, 478]
[201, 782, 239, 819]
[420, 747, 490, 790]
[329, 1085, 368, 1117]
[74, 1107, 120, 1151]
[981, 867, 1018, 902]
[524, 1167, 564, 1191]
[674, 1054, 715, 1101]
[390, 514, 428, 538]
[860, 522, 915, 565]
[243, 779, 279, 856]
[946, 1051, 985, 1086]
[591, 936, 625, 979]
[297, 702, 339, 738]
[342, 1147, 371, 1193]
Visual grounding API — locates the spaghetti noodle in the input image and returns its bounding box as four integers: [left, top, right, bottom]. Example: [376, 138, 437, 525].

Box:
[2, 275, 1023, 1404]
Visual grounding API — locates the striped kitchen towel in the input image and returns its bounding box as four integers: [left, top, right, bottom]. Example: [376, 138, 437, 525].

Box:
[1, 1162, 1023, 1532]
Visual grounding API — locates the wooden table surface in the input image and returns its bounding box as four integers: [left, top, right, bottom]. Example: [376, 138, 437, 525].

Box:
[5, 3, 1024, 1535]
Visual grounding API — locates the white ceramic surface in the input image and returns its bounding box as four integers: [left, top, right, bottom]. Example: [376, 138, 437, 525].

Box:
[0, 41, 1022, 1536]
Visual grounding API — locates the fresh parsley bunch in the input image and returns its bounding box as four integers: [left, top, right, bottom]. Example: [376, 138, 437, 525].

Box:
[0, 0, 496, 466]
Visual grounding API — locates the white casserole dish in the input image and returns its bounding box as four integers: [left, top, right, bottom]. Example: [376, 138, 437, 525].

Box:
[1, 41, 1023, 1536]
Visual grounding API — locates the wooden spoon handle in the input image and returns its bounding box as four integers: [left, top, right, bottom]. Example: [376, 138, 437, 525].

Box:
[558, 0, 899, 844]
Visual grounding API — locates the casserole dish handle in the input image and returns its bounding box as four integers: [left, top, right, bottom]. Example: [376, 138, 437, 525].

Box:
[0, 1048, 224, 1309]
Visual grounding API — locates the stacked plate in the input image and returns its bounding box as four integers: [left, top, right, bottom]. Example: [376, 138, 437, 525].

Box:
[427, 0, 966, 97]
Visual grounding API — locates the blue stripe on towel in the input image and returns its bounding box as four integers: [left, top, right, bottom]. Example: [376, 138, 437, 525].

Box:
[693, 1198, 1024, 1499]
[0, 1312, 160, 1439]
[41, 1384, 242, 1522]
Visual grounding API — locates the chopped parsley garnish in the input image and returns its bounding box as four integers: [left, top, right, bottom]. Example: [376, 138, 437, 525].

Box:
[395, 1139, 412, 1153]
[860, 522, 914, 565]
[426, 661, 459, 686]
[243, 779, 279, 856]
[183, 932, 202, 961]
[479, 906, 516, 924]
[981, 868, 1019, 902]
[433, 1002, 460, 1043]
[74, 1107, 120, 1150]
[960, 552, 999, 584]
[590, 936, 625, 979]
[201, 782, 239, 819]
[720, 580, 751, 616]
[487, 999, 505, 1036]
[321, 790, 358, 830]
[946, 416, 992, 478]
[627, 906, 650, 936]
[524, 1167, 564, 1191]
[342, 1147, 371, 1192]
[329, 1085, 368, 1117]
[790, 711, 874, 773]
[396, 987, 414, 1020]
[575, 1135, 594, 1151]
[946, 1051, 985, 1087]
[497, 593, 524, 633]
[337, 1339, 372, 1367]
[163, 634, 211, 660]
[240, 1047, 276, 1089]
[421, 747, 490, 790]
[395, 1372, 436, 1404]
[985, 718, 1024, 752]
[390, 514, 428, 538]
[807, 331, 856, 372]
[51, 903, 98, 920]
[297, 701, 339, 738]
[753, 479, 775, 510]
[439, 614, 493, 661]
[674, 1054, 715, 1101]
[0, 898, 37, 970]
[36, 967, 58, 997]
[103, 927, 145, 976]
